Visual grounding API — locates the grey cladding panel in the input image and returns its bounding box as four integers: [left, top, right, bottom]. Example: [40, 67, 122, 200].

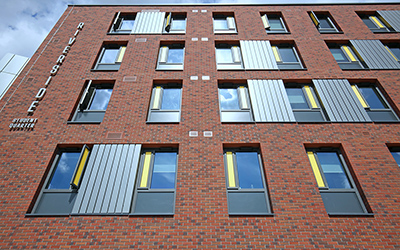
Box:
[72, 144, 141, 215]
[248, 79, 295, 122]
[240, 40, 278, 70]
[378, 10, 400, 32]
[350, 40, 400, 69]
[313, 79, 371, 122]
[132, 12, 165, 34]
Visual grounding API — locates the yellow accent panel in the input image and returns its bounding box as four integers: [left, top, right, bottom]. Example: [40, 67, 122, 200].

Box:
[304, 86, 318, 108]
[307, 151, 325, 188]
[140, 152, 152, 188]
[272, 46, 282, 62]
[226, 152, 236, 188]
[385, 46, 398, 61]
[116, 46, 126, 63]
[310, 12, 319, 26]
[152, 87, 162, 109]
[73, 147, 89, 187]
[351, 85, 368, 108]
[342, 46, 356, 62]
[239, 86, 249, 109]
[370, 16, 384, 28]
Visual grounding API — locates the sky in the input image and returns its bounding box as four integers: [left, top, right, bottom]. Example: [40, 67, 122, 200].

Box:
[0, 0, 399, 60]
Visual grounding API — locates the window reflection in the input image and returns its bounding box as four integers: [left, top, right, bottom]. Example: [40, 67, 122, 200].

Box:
[150, 152, 177, 189]
[47, 152, 80, 189]
[219, 88, 239, 110]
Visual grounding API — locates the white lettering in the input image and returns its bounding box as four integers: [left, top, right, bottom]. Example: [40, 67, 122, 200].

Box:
[74, 30, 80, 37]
[45, 76, 52, 86]
[13, 118, 18, 123]
[77, 22, 84, 30]
[62, 46, 70, 55]
[27, 101, 39, 113]
[50, 65, 60, 75]
[9, 124, 13, 128]
[35, 88, 46, 100]
[31, 123, 35, 128]
[68, 37, 76, 46]
[56, 55, 66, 64]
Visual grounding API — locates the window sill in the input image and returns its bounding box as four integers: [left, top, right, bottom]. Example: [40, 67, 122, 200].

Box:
[67, 121, 102, 124]
[319, 31, 344, 34]
[266, 31, 291, 34]
[146, 121, 180, 124]
[25, 213, 70, 217]
[91, 69, 119, 72]
[214, 31, 238, 34]
[328, 212, 374, 217]
[229, 213, 274, 216]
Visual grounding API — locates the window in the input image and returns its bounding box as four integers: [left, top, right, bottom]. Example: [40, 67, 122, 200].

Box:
[94, 44, 126, 70]
[285, 83, 327, 122]
[385, 42, 400, 62]
[213, 14, 237, 34]
[309, 11, 340, 33]
[261, 13, 288, 33]
[390, 147, 400, 167]
[31, 146, 90, 215]
[351, 83, 399, 122]
[164, 13, 186, 33]
[215, 43, 243, 70]
[219, 83, 252, 122]
[132, 149, 178, 215]
[358, 13, 393, 33]
[110, 12, 136, 33]
[156, 43, 184, 70]
[306, 148, 369, 215]
[223, 148, 272, 215]
[328, 43, 364, 70]
[271, 44, 303, 69]
[71, 81, 113, 123]
[147, 83, 182, 123]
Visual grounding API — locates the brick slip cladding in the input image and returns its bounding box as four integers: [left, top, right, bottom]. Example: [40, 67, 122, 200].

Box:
[0, 3, 400, 249]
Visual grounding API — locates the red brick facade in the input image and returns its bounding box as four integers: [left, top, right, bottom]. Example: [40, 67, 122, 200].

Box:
[1, 3, 400, 249]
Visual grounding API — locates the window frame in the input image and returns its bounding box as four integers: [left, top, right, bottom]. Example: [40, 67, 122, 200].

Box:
[223, 148, 272, 215]
[164, 12, 187, 34]
[132, 148, 178, 215]
[110, 12, 136, 33]
[285, 83, 327, 122]
[93, 44, 126, 71]
[156, 43, 185, 70]
[70, 81, 114, 124]
[384, 43, 400, 62]
[271, 44, 304, 70]
[328, 43, 365, 70]
[351, 83, 399, 122]
[218, 83, 253, 123]
[215, 43, 244, 70]
[213, 14, 237, 34]
[31, 145, 90, 215]
[306, 148, 370, 215]
[147, 83, 182, 123]
[359, 13, 393, 33]
[261, 13, 289, 34]
[389, 147, 400, 168]
[309, 11, 340, 33]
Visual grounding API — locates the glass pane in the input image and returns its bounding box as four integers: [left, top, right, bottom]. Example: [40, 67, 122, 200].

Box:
[391, 152, 400, 167]
[236, 152, 264, 189]
[318, 17, 333, 29]
[47, 151, 81, 189]
[120, 20, 135, 30]
[389, 47, 400, 61]
[362, 18, 377, 29]
[269, 18, 284, 30]
[317, 152, 351, 189]
[286, 88, 309, 109]
[330, 48, 348, 62]
[279, 47, 298, 63]
[89, 89, 113, 110]
[214, 19, 228, 30]
[216, 49, 234, 64]
[219, 88, 239, 110]
[358, 87, 386, 109]
[172, 19, 186, 30]
[100, 48, 119, 64]
[161, 88, 181, 110]
[150, 152, 177, 189]
[167, 48, 184, 63]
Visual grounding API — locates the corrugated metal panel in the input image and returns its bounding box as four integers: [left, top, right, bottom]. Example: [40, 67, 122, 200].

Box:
[72, 144, 142, 215]
[350, 40, 400, 69]
[378, 10, 400, 32]
[240, 40, 278, 70]
[132, 12, 165, 34]
[248, 79, 295, 122]
[313, 79, 371, 122]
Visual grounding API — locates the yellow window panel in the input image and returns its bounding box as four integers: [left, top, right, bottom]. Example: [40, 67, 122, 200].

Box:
[385, 46, 398, 61]
[272, 46, 282, 62]
[304, 86, 318, 108]
[351, 85, 368, 108]
[72, 147, 90, 188]
[140, 152, 152, 188]
[342, 46, 357, 62]
[152, 87, 162, 109]
[310, 12, 320, 27]
[116, 46, 126, 63]
[226, 152, 236, 188]
[370, 16, 385, 28]
[307, 151, 325, 188]
[238, 86, 249, 109]
[261, 14, 270, 29]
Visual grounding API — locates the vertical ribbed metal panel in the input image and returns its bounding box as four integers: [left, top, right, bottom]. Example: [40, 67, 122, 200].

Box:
[240, 41, 278, 70]
[72, 144, 142, 215]
[132, 12, 165, 34]
[350, 40, 400, 69]
[378, 10, 400, 32]
[313, 79, 371, 122]
[248, 79, 295, 122]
